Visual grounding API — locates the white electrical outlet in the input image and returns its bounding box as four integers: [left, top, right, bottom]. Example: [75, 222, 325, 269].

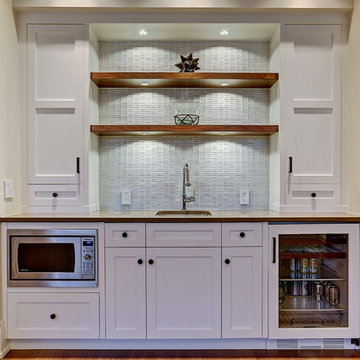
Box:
[4, 179, 14, 199]
[121, 189, 131, 205]
[240, 189, 249, 205]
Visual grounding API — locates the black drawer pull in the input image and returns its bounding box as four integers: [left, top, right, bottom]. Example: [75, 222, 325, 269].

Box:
[311, 192, 317, 198]
[137, 259, 143, 265]
[289, 156, 293, 173]
[52, 193, 58, 198]
[50, 313, 56, 320]
[239, 232, 245, 238]
[224, 258, 231, 264]
[122, 232, 128, 238]
[148, 259, 154, 265]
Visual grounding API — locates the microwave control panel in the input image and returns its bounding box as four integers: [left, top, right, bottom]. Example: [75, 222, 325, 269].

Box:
[81, 237, 95, 279]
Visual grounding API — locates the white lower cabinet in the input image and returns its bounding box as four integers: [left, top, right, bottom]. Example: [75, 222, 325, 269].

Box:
[7, 293, 99, 339]
[146, 247, 221, 339]
[222, 247, 263, 338]
[105, 248, 146, 339]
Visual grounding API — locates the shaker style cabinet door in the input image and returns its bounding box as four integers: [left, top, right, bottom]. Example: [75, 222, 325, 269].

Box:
[105, 248, 146, 339]
[222, 247, 263, 338]
[146, 247, 221, 339]
[284, 25, 341, 186]
[27, 24, 84, 184]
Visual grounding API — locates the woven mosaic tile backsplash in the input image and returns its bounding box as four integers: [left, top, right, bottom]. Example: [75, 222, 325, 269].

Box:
[99, 41, 270, 210]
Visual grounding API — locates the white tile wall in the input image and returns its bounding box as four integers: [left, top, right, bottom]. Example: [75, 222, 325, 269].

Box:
[98, 40, 270, 210]
[100, 137, 269, 210]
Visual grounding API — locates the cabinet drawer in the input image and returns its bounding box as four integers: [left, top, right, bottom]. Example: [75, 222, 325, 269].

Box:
[286, 184, 340, 207]
[105, 223, 145, 247]
[7, 293, 99, 339]
[146, 223, 221, 247]
[222, 223, 262, 247]
[28, 185, 83, 206]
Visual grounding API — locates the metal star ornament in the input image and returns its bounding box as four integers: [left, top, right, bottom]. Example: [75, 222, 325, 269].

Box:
[175, 53, 200, 72]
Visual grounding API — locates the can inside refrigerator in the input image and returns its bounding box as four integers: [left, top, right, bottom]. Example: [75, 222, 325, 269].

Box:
[278, 233, 348, 328]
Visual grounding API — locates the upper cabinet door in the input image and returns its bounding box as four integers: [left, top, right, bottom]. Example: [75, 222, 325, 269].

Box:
[284, 25, 341, 185]
[27, 25, 84, 184]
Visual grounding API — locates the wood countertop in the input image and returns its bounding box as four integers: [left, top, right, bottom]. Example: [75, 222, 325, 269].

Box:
[1, 211, 360, 223]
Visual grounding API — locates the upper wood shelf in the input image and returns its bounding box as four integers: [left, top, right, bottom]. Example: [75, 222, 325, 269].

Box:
[90, 72, 279, 88]
[90, 125, 279, 136]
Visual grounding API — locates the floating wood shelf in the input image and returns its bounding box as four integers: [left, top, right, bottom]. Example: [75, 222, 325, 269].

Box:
[90, 125, 279, 136]
[90, 72, 279, 88]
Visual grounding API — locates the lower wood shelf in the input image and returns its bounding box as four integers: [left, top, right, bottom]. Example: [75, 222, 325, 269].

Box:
[90, 124, 279, 136]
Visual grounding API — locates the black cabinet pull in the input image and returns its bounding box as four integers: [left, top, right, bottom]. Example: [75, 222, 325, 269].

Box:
[224, 258, 231, 264]
[137, 259, 143, 265]
[148, 259, 154, 265]
[122, 232, 128, 238]
[52, 193, 58, 198]
[76, 157, 80, 174]
[311, 192, 317, 198]
[50, 313, 56, 320]
[272, 237, 276, 264]
[289, 157, 293, 173]
[239, 232, 245, 238]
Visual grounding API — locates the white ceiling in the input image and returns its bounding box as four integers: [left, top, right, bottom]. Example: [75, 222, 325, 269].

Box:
[91, 23, 279, 41]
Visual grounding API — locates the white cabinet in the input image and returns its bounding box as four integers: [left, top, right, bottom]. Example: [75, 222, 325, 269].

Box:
[105, 248, 146, 339]
[105, 223, 145, 247]
[26, 24, 85, 211]
[7, 293, 99, 339]
[146, 247, 221, 339]
[222, 247, 263, 338]
[268, 223, 359, 339]
[283, 25, 342, 209]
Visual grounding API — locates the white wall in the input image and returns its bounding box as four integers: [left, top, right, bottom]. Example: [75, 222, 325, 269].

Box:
[0, 0, 21, 216]
[348, 0, 360, 214]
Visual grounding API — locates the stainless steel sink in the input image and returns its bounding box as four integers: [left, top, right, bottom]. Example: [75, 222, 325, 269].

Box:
[155, 210, 212, 216]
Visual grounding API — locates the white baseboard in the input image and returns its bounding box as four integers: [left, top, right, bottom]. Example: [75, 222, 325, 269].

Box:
[0, 321, 11, 359]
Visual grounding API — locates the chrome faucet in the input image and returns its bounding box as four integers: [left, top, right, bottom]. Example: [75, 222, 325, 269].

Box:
[182, 164, 195, 210]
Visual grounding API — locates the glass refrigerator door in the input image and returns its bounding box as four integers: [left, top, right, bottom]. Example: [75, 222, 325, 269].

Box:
[278, 233, 348, 328]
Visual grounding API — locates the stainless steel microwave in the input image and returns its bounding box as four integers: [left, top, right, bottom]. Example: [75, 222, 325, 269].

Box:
[8, 229, 97, 287]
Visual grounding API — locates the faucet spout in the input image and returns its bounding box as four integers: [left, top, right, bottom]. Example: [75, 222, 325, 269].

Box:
[182, 164, 196, 210]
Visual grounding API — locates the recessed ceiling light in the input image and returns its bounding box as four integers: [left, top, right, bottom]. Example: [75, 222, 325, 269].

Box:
[141, 82, 149, 86]
[219, 132, 229, 136]
[139, 30, 148, 36]
[220, 30, 229, 36]
[141, 132, 149, 135]
[220, 82, 229, 86]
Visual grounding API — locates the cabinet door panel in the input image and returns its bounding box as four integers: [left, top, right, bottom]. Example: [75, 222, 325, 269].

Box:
[27, 24, 84, 184]
[284, 25, 341, 185]
[147, 248, 221, 339]
[222, 247, 262, 338]
[105, 248, 146, 339]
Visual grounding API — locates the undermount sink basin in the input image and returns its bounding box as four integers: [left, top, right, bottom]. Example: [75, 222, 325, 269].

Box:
[155, 210, 212, 216]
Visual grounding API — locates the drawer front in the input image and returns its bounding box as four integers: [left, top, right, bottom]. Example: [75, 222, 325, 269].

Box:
[105, 223, 145, 247]
[286, 184, 341, 207]
[28, 185, 83, 206]
[146, 223, 221, 247]
[8, 293, 99, 339]
[222, 223, 263, 247]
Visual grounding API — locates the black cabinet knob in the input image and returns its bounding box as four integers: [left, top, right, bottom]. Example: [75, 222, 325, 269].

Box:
[148, 259, 154, 265]
[122, 232, 128, 238]
[311, 193, 317, 198]
[240, 232, 245, 238]
[137, 259, 143, 265]
[50, 313, 56, 320]
[224, 258, 231, 264]
[52, 193, 58, 198]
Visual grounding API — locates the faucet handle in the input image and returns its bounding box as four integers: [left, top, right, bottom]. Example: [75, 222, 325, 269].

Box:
[188, 189, 196, 202]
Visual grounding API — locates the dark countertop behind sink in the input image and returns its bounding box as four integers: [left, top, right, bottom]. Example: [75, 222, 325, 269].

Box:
[1, 210, 360, 223]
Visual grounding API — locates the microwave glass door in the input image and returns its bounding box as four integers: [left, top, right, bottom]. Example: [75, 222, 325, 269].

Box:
[18, 243, 75, 272]
[11, 237, 81, 280]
